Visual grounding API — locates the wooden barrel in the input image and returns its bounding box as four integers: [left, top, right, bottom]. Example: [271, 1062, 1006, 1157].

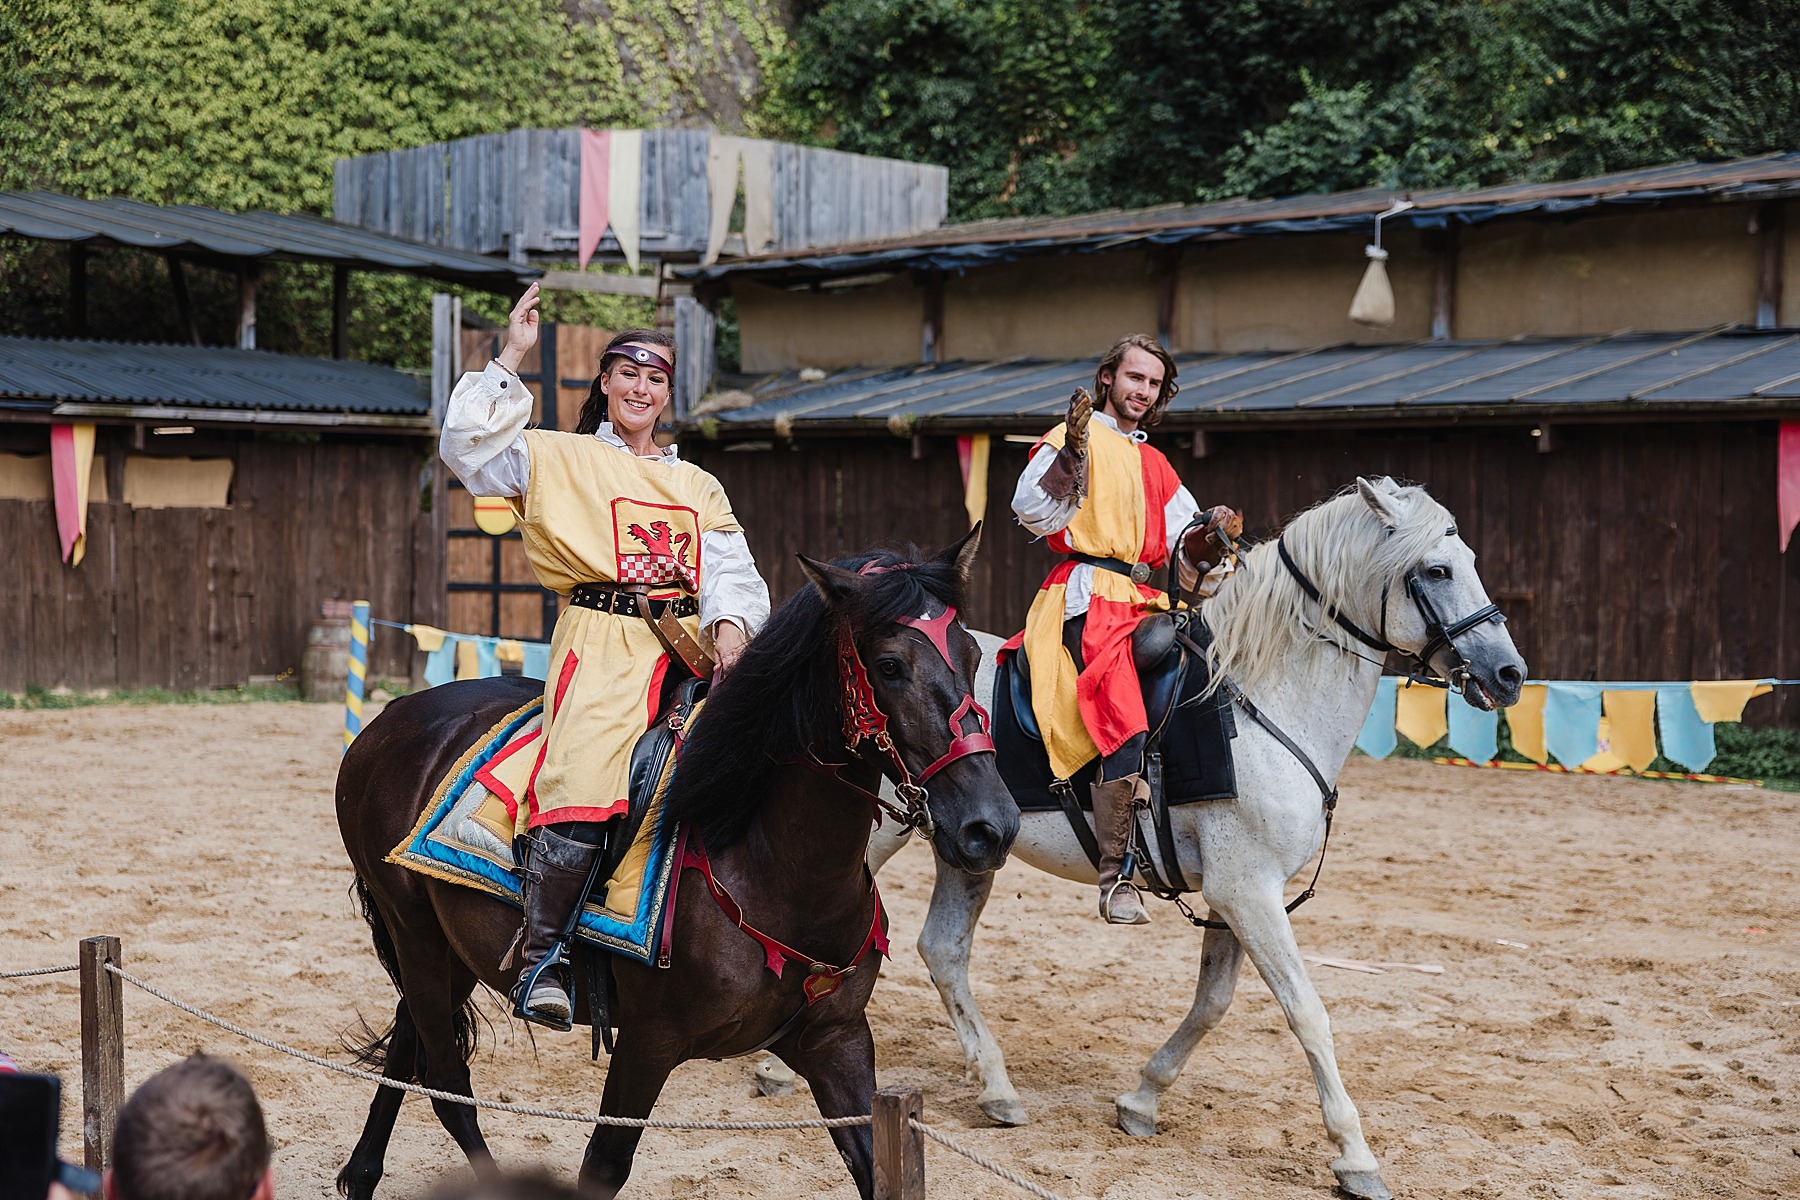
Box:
[301, 600, 354, 702]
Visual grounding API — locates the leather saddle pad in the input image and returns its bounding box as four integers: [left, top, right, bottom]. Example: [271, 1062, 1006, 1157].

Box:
[992, 616, 1238, 811]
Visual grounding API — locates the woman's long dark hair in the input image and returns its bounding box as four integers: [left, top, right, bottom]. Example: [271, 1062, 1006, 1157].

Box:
[574, 328, 679, 435]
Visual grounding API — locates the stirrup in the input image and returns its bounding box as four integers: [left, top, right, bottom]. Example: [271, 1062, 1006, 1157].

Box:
[1099, 879, 1151, 926]
[511, 950, 575, 1032]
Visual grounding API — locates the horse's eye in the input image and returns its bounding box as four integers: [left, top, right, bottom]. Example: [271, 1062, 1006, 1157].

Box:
[1426, 565, 1452, 581]
[876, 658, 903, 679]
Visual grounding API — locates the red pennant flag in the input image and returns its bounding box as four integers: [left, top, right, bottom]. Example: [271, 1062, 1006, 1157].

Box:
[1781, 420, 1800, 553]
[578, 129, 611, 271]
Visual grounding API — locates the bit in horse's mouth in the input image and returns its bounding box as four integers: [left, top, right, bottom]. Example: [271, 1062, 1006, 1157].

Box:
[1463, 677, 1496, 711]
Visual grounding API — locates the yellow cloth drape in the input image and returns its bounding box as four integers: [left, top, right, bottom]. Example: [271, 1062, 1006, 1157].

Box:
[1600, 690, 1659, 772]
[963, 434, 990, 530]
[1395, 681, 1448, 748]
[454, 641, 479, 681]
[409, 624, 447, 653]
[1505, 684, 1549, 764]
[496, 639, 525, 664]
[1689, 680, 1774, 724]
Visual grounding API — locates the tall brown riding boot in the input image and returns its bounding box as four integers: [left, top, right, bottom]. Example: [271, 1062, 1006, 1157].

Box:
[1092, 774, 1150, 925]
[508, 827, 600, 1030]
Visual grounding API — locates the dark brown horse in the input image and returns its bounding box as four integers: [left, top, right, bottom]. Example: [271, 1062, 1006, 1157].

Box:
[334, 531, 1017, 1199]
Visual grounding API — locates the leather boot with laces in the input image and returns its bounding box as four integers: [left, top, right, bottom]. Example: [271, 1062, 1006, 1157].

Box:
[1092, 774, 1150, 925]
[508, 826, 601, 1029]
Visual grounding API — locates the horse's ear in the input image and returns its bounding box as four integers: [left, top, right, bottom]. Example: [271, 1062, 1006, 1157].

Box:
[930, 521, 983, 587]
[1356, 477, 1402, 529]
[795, 553, 861, 607]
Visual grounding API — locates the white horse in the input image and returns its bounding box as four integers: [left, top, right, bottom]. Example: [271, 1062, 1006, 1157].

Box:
[760, 478, 1526, 1200]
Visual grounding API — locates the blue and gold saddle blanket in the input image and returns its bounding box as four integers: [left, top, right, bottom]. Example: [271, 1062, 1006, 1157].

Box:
[387, 699, 683, 965]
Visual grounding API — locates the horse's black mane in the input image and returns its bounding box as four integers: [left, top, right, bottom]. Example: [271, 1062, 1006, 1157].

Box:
[661, 546, 967, 851]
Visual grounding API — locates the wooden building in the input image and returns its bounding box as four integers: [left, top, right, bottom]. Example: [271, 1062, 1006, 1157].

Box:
[0, 192, 538, 692]
[682, 155, 1800, 722]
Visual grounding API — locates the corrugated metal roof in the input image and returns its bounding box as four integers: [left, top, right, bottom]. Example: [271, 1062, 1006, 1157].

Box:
[696, 328, 1800, 434]
[0, 336, 429, 418]
[0, 191, 538, 291]
[687, 152, 1800, 282]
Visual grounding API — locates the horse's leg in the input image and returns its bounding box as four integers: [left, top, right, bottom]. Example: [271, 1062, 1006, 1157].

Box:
[1114, 919, 1243, 1137]
[578, 1034, 679, 1199]
[1211, 881, 1391, 1200]
[781, 1017, 878, 1200]
[400, 944, 498, 1179]
[918, 859, 1028, 1126]
[336, 999, 421, 1200]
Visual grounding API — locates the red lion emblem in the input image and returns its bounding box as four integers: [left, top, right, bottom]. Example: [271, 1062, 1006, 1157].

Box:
[618, 517, 699, 590]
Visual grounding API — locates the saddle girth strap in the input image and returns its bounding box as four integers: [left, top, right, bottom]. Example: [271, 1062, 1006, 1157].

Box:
[679, 835, 889, 1005]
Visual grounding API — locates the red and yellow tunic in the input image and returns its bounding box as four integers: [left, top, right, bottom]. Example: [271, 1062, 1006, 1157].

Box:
[1013, 419, 1185, 779]
[511, 429, 741, 827]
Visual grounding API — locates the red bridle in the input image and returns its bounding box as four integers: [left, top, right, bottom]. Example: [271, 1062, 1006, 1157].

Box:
[833, 594, 994, 836]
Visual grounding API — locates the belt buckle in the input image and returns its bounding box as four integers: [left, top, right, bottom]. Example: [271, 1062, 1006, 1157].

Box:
[1129, 562, 1152, 585]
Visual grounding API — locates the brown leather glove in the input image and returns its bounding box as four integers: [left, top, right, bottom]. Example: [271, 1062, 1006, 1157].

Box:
[1040, 388, 1093, 502]
[1180, 504, 1244, 569]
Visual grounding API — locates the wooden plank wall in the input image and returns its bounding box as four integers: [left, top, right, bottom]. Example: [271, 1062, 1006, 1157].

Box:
[332, 130, 949, 260]
[689, 419, 1800, 725]
[0, 434, 437, 692]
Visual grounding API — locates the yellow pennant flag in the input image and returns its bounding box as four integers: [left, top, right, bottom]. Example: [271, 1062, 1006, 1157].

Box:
[496, 639, 525, 664]
[960, 434, 990, 529]
[1689, 680, 1773, 724]
[1505, 684, 1549, 764]
[1580, 715, 1628, 772]
[1601, 690, 1659, 772]
[408, 624, 447, 653]
[1395, 681, 1448, 748]
[454, 640, 479, 681]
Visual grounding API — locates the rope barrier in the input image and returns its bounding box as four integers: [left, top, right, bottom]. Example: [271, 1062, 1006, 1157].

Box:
[0, 963, 79, 979]
[102, 964, 867, 1132]
[85, 961, 1075, 1197]
[910, 1119, 1070, 1200]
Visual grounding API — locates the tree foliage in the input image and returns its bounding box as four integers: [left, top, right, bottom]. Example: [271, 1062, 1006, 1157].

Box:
[772, 0, 1800, 221]
[0, 0, 782, 364]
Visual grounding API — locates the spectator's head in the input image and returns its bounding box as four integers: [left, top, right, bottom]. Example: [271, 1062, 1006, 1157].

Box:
[104, 1056, 270, 1200]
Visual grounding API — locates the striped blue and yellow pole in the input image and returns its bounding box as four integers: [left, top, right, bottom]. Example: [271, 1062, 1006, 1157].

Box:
[343, 599, 370, 752]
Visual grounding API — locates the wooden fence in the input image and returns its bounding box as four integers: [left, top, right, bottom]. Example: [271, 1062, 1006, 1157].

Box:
[689, 417, 1800, 724]
[0, 436, 438, 692]
[333, 129, 949, 262]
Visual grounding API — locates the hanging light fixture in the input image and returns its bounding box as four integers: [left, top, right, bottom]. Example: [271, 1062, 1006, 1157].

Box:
[1349, 199, 1416, 328]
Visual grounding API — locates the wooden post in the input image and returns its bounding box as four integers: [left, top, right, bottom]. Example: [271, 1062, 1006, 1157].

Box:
[79, 935, 124, 1175]
[236, 264, 260, 350]
[872, 1086, 924, 1200]
[1756, 201, 1785, 330]
[164, 255, 202, 346]
[919, 272, 945, 364]
[332, 265, 351, 359]
[68, 242, 88, 338]
[1427, 227, 1458, 340]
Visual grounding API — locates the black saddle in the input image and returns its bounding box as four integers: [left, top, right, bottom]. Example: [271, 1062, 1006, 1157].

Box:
[992, 613, 1236, 892]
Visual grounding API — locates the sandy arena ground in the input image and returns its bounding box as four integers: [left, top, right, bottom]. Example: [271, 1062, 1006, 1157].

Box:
[4, 700, 1798, 1199]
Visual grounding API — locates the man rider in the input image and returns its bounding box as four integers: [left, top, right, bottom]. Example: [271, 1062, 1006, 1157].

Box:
[1011, 333, 1239, 924]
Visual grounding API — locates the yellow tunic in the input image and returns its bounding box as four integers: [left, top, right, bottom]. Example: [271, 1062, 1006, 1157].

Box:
[1020, 420, 1175, 779]
[512, 429, 741, 826]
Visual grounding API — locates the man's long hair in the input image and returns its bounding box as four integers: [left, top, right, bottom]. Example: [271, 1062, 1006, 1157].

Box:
[574, 328, 678, 435]
[1094, 333, 1179, 429]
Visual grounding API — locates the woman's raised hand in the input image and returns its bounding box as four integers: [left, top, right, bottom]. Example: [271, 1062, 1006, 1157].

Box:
[495, 283, 541, 373]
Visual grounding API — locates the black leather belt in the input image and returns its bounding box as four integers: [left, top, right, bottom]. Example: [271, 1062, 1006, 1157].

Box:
[570, 583, 698, 619]
[1066, 553, 1155, 585]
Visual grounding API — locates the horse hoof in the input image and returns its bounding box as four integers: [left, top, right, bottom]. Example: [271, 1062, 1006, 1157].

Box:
[1114, 1094, 1157, 1137]
[1334, 1169, 1393, 1200]
[978, 1097, 1030, 1126]
[753, 1058, 798, 1098]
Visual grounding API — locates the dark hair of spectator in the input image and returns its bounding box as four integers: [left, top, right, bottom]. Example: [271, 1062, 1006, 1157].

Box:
[111, 1054, 269, 1200]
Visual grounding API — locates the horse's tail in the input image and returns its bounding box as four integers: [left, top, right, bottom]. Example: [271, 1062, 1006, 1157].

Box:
[341, 874, 481, 1070]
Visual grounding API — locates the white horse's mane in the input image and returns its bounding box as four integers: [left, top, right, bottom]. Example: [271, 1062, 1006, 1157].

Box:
[1202, 477, 1452, 698]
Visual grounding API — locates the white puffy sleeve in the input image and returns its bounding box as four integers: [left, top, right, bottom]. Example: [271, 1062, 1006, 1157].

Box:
[439, 361, 533, 497]
[700, 530, 771, 638]
[1011, 442, 1079, 537]
[1166, 481, 1202, 595]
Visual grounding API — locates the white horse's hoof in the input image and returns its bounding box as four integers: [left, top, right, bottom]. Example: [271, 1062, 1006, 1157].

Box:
[1334, 1169, 1393, 1200]
[753, 1058, 798, 1097]
[978, 1096, 1030, 1126]
[1114, 1093, 1157, 1137]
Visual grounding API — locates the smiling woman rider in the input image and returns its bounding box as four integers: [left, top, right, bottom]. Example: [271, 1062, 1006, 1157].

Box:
[438, 283, 771, 1028]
